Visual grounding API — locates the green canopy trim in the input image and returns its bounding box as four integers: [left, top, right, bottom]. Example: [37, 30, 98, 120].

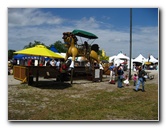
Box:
[72, 29, 98, 39]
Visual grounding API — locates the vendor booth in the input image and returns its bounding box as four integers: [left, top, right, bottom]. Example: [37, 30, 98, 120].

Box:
[13, 45, 64, 85]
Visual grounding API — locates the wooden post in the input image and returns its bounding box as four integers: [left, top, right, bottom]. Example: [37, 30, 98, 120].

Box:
[100, 69, 103, 82]
[70, 68, 74, 84]
[36, 68, 39, 85]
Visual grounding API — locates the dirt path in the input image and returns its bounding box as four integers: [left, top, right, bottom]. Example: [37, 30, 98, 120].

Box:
[8, 69, 158, 91]
[8, 69, 158, 86]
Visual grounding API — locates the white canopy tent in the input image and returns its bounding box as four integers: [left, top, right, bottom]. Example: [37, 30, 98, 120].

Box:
[109, 55, 117, 63]
[116, 52, 130, 60]
[132, 54, 147, 64]
[109, 53, 129, 63]
[109, 52, 130, 69]
[148, 55, 158, 63]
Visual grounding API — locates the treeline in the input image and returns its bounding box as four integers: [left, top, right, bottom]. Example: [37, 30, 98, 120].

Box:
[8, 40, 67, 60]
[8, 40, 108, 61]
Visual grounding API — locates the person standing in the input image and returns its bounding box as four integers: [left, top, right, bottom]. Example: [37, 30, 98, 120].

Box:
[58, 59, 68, 82]
[117, 66, 124, 88]
[133, 66, 146, 92]
[46, 60, 51, 66]
[50, 59, 56, 66]
[99, 62, 104, 82]
[133, 74, 138, 86]
[56, 59, 61, 69]
[109, 63, 115, 84]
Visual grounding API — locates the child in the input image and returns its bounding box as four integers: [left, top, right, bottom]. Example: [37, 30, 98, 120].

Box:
[123, 74, 129, 86]
[133, 74, 138, 86]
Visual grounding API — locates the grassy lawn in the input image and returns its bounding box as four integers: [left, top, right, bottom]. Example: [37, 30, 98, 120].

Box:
[8, 81, 158, 121]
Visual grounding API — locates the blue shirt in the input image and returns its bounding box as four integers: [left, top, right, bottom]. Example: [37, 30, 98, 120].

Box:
[109, 65, 115, 71]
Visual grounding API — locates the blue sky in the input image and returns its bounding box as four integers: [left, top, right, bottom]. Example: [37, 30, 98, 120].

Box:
[8, 8, 158, 58]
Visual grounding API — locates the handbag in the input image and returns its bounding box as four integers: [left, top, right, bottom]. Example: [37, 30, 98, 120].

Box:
[144, 75, 148, 79]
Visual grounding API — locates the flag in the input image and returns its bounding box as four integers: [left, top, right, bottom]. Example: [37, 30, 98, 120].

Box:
[102, 49, 106, 57]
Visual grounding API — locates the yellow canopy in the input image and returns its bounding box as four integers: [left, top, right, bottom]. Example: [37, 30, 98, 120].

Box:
[14, 45, 64, 59]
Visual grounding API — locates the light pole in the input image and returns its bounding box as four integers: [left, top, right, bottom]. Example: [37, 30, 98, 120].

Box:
[129, 8, 132, 80]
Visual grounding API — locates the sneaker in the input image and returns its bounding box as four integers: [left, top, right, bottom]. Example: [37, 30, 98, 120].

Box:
[133, 89, 138, 92]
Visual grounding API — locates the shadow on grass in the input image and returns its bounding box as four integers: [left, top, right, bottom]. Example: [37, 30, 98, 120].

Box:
[30, 81, 72, 90]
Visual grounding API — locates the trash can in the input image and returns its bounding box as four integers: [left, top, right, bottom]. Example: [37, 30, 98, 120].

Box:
[28, 75, 33, 85]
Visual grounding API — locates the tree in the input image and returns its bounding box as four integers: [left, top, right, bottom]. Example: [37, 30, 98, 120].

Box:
[8, 49, 16, 60]
[50, 41, 67, 53]
[23, 40, 46, 49]
[23, 40, 67, 53]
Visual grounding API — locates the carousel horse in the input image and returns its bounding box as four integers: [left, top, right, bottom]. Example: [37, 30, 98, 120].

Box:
[62, 32, 99, 68]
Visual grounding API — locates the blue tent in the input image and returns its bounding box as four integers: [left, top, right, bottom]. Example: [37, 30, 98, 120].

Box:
[14, 54, 41, 60]
[50, 45, 59, 53]
[14, 54, 28, 59]
[45, 45, 59, 61]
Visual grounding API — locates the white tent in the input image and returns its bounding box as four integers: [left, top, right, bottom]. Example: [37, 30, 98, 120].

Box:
[109, 53, 130, 63]
[109, 52, 130, 68]
[116, 52, 130, 60]
[109, 55, 117, 63]
[60, 53, 72, 60]
[132, 54, 147, 63]
[148, 55, 158, 63]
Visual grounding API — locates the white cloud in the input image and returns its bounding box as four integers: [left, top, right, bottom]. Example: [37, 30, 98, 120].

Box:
[74, 17, 100, 29]
[131, 26, 158, 57]
[8, 8, 158, 58]
[8, 8, 64, 27]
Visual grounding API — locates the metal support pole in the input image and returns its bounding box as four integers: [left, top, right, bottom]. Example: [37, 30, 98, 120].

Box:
[129, 8, 132, 80]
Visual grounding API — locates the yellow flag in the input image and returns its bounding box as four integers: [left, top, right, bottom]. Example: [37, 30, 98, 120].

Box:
[102, 49, 106, 57]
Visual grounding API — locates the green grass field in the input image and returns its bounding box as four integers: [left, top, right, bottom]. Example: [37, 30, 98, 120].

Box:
[8, 81, 158, 121]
